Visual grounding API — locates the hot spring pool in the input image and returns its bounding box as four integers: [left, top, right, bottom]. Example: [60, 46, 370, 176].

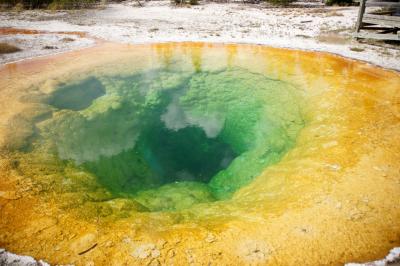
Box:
[0, 43, 399, 265]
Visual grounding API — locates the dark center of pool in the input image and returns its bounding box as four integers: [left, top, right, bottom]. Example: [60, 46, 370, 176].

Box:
[40, 67, 304, 211]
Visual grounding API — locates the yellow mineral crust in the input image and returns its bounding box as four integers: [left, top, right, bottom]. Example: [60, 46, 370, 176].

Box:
[0, 43, 399, 265]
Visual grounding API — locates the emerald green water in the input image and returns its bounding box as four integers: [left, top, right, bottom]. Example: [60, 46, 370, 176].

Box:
[39, 66, 304, 212]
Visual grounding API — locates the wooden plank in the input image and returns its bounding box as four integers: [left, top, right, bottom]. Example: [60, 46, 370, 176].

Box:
[367, 0, 398, 2]
[380, 27, 398, 33]
[361, 25, 397, 29]
[368, 9, 396, 15]
[363, 16, 400, 27]
[369, 10, 397, 15]
[366, 2, 400, 8]
[354, 31, 400, 40]
[356, 0, 367, 32]
[364, 14, 400, 22]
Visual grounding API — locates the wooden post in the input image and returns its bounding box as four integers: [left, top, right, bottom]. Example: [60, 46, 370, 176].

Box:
[355, 0, 367, 32]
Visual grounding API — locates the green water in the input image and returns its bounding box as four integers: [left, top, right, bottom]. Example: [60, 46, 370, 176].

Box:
[39, 67, 304, 211]
[49, 77, 106, 111]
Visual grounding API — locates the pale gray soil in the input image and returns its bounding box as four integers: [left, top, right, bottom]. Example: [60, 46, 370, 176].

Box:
[0, 0, 399, 70]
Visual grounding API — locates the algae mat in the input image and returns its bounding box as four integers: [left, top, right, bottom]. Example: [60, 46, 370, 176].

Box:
[0, 42, 399, 265]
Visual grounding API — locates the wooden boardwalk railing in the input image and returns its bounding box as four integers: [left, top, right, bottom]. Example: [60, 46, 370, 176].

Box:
[354, 0, 400, 40]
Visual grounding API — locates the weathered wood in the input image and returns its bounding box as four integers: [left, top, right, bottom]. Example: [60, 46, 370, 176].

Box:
[370, 10, 397, 15]
[379, 27, 398, 33]
[361, 25, 397, 30]
[364, 14, 400, 21]
[354, 31, 400, 40]
[356, 0, 367, 32]
[354, 0, 400, 40]
[362, 19, 399, 27]
[363, 15, 400, 27]
[365, 1, 400, 7]
[367, 0, 398, 2]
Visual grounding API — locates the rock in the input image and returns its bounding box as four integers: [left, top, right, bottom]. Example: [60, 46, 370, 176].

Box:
[167, 249, 175, 258]
[151, 249, 160, 258]
[205, 233, 216, 243]
[43, 45, 57, 50]
[322, 141, 338, 149]
[0, 248, 50, 266]
[325, 163, 341, 171]
[131, 244, 160, 260]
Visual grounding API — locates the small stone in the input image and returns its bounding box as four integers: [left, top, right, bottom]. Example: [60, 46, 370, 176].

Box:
[104, 241, 114, 247]
[373, 166, 382, 171]
[167, 249, 175, 258]
[43, 45, 57, 49]
[132, 244, 156, 259]
[122, 237, 131, 244]
[205, 233, 216, 243]
[132, 249, 150, 259]
[0, 249, 50, 266]
[322, 141, 338, 149]
[326, 164, 341, 171]
[151, 249, 160, 258]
